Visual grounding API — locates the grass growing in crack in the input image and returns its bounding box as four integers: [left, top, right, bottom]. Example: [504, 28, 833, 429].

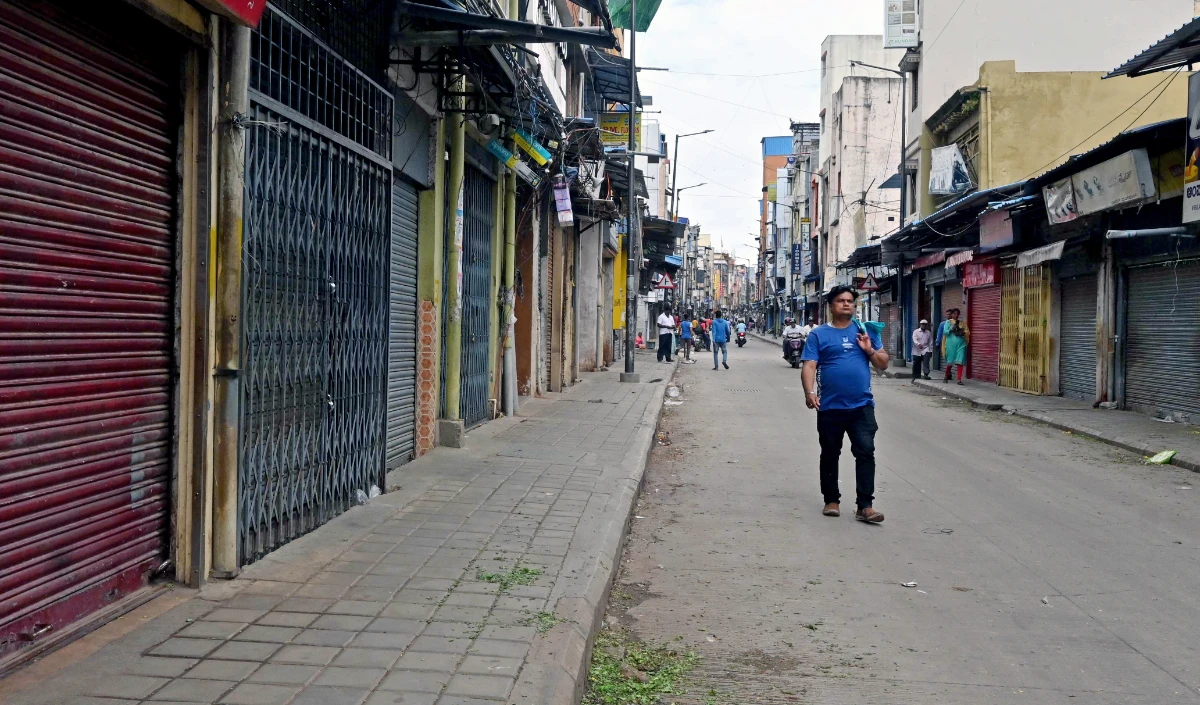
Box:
[584, 627, 698, 705]
[522, 611, 566, 633]
[476, 565, 543, 593]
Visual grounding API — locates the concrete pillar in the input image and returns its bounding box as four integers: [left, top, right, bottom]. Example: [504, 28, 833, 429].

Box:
[577, 218, 600, 371]
[440, 82, 466, 443]
[415, 119, 446, 456]
[1096, 243, 1117, 404]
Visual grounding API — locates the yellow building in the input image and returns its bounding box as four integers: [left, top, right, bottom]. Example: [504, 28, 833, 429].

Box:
[915, 60, 1189, 218]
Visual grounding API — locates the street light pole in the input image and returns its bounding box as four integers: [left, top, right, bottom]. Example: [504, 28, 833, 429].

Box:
[669, 129, 713, 221]
[621, 0, 639, 382]
[849, 60, 907, 225]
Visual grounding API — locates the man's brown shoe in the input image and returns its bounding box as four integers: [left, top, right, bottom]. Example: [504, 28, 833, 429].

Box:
[856, 508, 885, 523]
[822, 503, 840, 517]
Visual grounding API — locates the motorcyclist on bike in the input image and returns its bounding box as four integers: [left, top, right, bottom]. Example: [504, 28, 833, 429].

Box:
[782, 317, 806, 359]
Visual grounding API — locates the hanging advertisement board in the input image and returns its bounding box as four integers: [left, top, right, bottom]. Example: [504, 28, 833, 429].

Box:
[1185, 71, 1200, 222]
[1070, 148, 1156, 216]
[884, 0, 919, 48]
[600, 112, 642, 150]
[1043, 177, 1078, 225]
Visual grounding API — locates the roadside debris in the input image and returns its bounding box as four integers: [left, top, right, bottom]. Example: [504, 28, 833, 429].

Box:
[901, 582, 918, 588]
[1146, 450, 1178, 465]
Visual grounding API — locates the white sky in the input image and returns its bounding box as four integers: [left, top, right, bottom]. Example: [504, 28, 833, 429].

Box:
[636, 0, 886, 267]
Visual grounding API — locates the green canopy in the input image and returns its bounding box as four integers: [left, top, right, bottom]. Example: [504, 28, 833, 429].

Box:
[609, 0, 664, 32]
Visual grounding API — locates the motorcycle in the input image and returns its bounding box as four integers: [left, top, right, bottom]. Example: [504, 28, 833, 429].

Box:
[736, 331, 747, 348]
[784, 335, 806, 368]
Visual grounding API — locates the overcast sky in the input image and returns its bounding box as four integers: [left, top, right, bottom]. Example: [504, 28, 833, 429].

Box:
[636, 0, 887, 267]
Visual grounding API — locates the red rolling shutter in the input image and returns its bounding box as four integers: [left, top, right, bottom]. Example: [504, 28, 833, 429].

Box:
[967, 285, 1001, 383]
[0, 0, 177, 657]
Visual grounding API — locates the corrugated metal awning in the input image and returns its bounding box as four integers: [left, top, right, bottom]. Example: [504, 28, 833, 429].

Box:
[1106, 16, 1200, 78]
[946, 250, 974, 268]
[587, 47, 641, 105]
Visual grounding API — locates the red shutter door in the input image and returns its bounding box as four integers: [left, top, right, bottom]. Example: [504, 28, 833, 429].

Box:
[967, 285, 1001, 383]
[0, 0, 177, 657]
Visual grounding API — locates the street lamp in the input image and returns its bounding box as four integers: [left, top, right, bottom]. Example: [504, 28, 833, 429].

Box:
[669, 129, 714, 221]
[848, 59, 907, 225]
[672, 182, 705, 218]
[622, 0, 640, 383]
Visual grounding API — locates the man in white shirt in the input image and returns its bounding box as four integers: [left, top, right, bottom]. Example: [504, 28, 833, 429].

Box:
[782, 318, 806, 358]
[656, 308, 676, 362]
[911, 319, 933, 380]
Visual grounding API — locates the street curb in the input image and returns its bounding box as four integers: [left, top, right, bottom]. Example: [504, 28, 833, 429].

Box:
[910, 379, 1200, 473]
[507, 362, 676, 705]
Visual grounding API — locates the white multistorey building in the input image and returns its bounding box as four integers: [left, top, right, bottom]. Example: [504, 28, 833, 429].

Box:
[900, 0, 1194, 223]
[815, 36, 904, 283]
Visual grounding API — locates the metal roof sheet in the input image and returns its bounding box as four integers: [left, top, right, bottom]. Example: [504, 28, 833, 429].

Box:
[1106, 16, 1200, 78]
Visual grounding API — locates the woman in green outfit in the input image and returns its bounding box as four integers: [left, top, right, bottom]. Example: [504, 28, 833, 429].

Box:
[940, 308, 970, 384]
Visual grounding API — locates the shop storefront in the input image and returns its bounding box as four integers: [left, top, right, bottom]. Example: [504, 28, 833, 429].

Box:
[963, 260, 1001, 383]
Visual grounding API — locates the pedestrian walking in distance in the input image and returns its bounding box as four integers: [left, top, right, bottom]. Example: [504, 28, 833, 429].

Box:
[680, 312, 694, 362]
[656, 307, 675, 363]
[709, 310, 732, 370]
[911, 319, 933, 380]
[801, 286, 889, 523]
[939, 308, 970, 385]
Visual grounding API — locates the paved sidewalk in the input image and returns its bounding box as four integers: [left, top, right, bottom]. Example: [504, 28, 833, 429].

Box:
[911, 377, 1200, 472]
[2, 356, 672, 705]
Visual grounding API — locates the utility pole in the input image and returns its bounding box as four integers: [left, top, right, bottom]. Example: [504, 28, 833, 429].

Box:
[621, 0, 640, 383]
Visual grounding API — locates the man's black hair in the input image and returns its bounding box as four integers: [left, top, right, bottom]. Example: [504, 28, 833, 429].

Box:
[715, 310, 723, 318]
[825, 285, 859, 305]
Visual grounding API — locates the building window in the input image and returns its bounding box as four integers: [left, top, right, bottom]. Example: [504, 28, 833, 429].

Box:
[909, 71, 918, 109]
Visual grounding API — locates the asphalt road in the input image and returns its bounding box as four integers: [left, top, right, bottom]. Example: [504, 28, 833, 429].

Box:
[609, 336, 1200, 704]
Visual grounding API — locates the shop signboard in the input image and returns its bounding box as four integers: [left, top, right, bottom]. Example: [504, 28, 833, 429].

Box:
[1043, 177, 1078, 224]
[1185, 71, 1200, 222]
[962, 260, 998, 288]
[600, 112, 642, 150]
[929, 144, 972, 195]
[792, 243, 803, 274]
[884, 0, 919, 48]
[195, 0, 267, 25]
[1070, 148, 1156, 216]
[979, 209, 1014, 251]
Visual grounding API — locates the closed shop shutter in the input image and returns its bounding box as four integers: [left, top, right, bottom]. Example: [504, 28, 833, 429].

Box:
[460, 165, 495, 427]
[967, 285, 1001, 383]
[1059, 275, 1097, 400]
[388, 178, 419, 468]
[1125, 261, 1200, 419]
[0, 0, 178, 656]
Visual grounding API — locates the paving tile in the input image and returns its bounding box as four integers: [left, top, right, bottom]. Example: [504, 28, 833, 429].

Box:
[270, 645, 341, 666]
[292, 628, 357, 647]
[434, 698, 510, 705]
[241, 581, 298, 596]
[328, 600, 386, 616]
[466, 639, 529, 659]
[404, 579, 457, 592]
[182, 660, 259, 681]
[219, 683, 300, 705]
[441, 593, 495, 609]
[123, 656, 197, 678]
[443, 674, 513, 700]
[329, 648, 403, 669]
[347, 632, 418, 650]
[311, 614, 372, 631]
[256, 611, 318, 628]
[309, 572, 359, 586]
[149, 638, 223, 659]
[311, 666, 386, 688]
[342, 587, 397, 601]
[178, 621, 247, 640]
[209, 641, 283, 662]
[223, 595, 285, 611]
[455, 655, 522, 676]
[277, 598, 336, 613]
[362, 689, 438, 705]
[364, 617, 425, 633]
[68, 698, 139, 705]
[292, 585, 347, 599]
[204, 609, 267, 623]
[378, 602, 436, 620]
[391, 651, 461, 672]
[390, 590, 445, 605]
[430, 606, 489, 623]
[419, 622, 474, 639]
[232, 625, 302, 643]
[88, 675, 169, 699]
[406, 636, 470, 655]
[289, 686, 370, 705]
[377, 670, 452, 693]
[492, 595, 544, 612]
[246, 663, 320, 685]
[148, 678, 237, 702]
[483, 610, 528, 626]
[357, 573, 411, 588]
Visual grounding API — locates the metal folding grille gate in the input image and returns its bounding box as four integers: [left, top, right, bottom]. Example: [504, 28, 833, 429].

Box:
[239, 7, 392, 563]
[1000, 265, 1050, 394]
[388, 179, 418, 468]
[1059, 275, 1097, 400]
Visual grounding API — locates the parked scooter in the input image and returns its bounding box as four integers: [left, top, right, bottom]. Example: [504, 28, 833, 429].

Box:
[735, 331, 747, 348]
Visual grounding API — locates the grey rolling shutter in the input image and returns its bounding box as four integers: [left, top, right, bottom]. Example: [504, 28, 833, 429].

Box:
[1058, 275, 1096, 400]
[1125, 261, 1200, 419]
[388, 177, 419, 468]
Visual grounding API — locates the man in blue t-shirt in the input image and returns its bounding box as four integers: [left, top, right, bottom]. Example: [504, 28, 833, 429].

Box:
[801, 285, 890, 523]
[680, 313, 694, 362]
[709, 310, 732, 370]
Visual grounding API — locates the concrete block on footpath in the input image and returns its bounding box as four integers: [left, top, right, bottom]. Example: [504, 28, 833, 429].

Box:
[438, 418, 465, 448]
